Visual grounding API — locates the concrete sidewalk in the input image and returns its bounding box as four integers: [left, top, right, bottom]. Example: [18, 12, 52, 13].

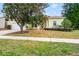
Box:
[0, 36, 79, 44]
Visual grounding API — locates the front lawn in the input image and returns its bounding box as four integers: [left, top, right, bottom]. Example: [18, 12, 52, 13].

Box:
[6, 30, 79, 39]
[0, 39, 79, 56]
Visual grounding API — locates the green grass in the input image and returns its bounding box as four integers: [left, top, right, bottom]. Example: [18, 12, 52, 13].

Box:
[6, 30, 79, 39]
[0, 39, 79, 56]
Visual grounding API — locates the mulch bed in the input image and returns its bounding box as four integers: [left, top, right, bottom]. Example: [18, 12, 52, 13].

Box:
[10, 30, 29, 34]
[8, 29, 47, 34]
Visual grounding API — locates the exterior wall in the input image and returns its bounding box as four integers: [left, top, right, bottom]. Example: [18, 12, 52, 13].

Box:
[7, 20, 26, 31]
[0, 17, 5, 28]
[45, 18, 64, 28]
[0, 17, 64, 30]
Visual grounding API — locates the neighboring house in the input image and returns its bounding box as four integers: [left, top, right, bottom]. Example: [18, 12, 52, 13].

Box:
[0, 17, 5, 29]
[45, 16, 64, 28]
[0, 16, 64, 30]
[0, 17, 26, 31]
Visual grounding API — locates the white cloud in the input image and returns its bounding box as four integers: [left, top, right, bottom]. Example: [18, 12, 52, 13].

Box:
[50, 3, 58, 8]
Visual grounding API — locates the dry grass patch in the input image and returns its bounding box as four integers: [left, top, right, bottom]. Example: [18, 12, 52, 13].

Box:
[6, 30, 79, 39]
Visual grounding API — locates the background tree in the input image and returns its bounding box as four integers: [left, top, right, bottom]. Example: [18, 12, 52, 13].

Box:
[62, 19, 72, 29]
[62, 3, 79, 29]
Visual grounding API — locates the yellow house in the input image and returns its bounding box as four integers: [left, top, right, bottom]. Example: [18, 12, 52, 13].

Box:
[45, 16, 64, 28]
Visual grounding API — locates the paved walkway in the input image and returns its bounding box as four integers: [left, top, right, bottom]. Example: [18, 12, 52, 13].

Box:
[0, 30, 19, 35]
[0, 36, 79, 44]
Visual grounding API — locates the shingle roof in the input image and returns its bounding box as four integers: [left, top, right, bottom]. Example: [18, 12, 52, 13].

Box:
[48, 16, 64, 19]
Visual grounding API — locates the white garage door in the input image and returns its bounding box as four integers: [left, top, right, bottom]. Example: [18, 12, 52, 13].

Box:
[0, 18, 5, 28]
[11, 24, 26, 31]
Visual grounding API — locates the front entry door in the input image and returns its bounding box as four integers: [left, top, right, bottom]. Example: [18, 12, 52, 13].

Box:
[7, 25, 11, 29]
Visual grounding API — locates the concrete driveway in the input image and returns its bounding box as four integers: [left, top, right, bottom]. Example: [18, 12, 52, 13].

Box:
[0, 30, 19, 35]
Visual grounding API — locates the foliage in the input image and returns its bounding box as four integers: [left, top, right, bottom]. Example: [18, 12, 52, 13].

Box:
[2, 3, 48, 32]
[63, 3, 79, 29]
[38, 15, 48, 28]
[62, 19, 72, 29]
[3, 4, 29, 32]
[28, 15, 48, 29]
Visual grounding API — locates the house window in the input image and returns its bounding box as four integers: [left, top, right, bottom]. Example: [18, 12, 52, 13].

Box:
[53, 21, 57, 26]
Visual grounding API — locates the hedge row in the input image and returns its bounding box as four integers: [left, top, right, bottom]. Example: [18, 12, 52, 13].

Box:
[44, 28, 73, 32]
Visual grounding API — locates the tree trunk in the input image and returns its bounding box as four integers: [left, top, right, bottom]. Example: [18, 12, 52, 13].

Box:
[31, 23, 34, 29]
[20, 26, 23, 33]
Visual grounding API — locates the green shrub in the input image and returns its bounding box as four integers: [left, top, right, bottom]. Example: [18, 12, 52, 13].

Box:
[62, 19, 72, 29]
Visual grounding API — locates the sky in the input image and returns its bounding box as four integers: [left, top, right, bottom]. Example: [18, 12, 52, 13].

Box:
[44, 3, 63, 16]
[0, 3, 3, 17]
[0, 3, 63, 17]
